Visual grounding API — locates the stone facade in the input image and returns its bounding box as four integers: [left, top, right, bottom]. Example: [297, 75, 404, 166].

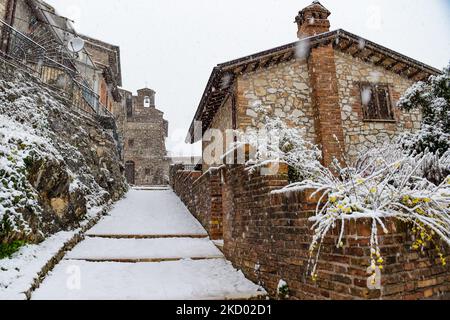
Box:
[237, 59, 316, 141]
[202, 94, 233, 172]
[80, 34, 122, 114]
[118, 88, 169, 186]
[192, 1, 435, 171]
[0, 1, 6, 21]
[335, 51, 421, 159]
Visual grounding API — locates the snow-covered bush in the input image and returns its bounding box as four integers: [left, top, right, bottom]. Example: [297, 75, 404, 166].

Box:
[231, 105, 322, 181]
[276, 146, 449, 282]
[238, 105, 449, 283]
[397, 63, 449, 161]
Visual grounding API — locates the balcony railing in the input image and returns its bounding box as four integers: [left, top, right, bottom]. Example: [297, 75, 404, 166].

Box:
[0, 19, 113, 118]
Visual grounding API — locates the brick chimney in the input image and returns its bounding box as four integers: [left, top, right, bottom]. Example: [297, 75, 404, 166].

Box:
[297, 2, 346, 168]
[295, 1, 331, 39]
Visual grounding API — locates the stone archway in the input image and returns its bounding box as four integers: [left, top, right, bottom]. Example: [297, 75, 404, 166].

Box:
[125, 161, 135, 185]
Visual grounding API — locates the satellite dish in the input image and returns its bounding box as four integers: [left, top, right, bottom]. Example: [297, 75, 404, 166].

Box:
[67, 37, 85, 53]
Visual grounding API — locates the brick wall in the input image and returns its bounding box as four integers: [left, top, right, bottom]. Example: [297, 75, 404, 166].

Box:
[170, 165, 223, 240]
[170, 163, 450, 300]
[221, 164, 450, 300]
[307, 44, 346, 167]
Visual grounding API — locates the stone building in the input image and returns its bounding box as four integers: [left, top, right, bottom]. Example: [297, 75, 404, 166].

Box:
[0, 0, 119, 116]
[186, 1, 440, 171]
[117, 87, 169, 186]
[79, 34, 122, 114]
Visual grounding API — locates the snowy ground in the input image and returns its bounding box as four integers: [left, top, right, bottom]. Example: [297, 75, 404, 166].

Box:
[0, 231, 75, 300]
[86, 190, 207, 237]
[0, 206, 105, 300]
[65, 237, 223, 261]
[32, 188, 265, 300]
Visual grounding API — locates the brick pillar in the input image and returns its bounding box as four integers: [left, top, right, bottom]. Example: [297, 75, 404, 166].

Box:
[307, 44, 346, 167]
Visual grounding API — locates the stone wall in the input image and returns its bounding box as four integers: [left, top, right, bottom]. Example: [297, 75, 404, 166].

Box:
[335, 50, 421, 160]
[202, 49, 424, 170]
[0, 1, 6, 21]
[10, 0, 32, 33]
[170, 165, 223, 240]
[0, 67, 127, 243]
[202, 94, 233, 172]
[236, 59, 316, 144]
[170, 163, 450, 299]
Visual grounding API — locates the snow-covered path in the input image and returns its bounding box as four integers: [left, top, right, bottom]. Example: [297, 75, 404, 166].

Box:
[32, 188, 264, 300]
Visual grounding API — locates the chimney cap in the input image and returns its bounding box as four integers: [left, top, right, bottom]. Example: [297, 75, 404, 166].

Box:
[295, 1, 331, 24]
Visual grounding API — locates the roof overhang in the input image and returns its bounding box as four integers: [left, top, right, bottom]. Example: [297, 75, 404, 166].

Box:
[185, 29, 442, 144]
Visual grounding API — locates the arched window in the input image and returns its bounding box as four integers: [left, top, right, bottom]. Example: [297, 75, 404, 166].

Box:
[144, 96, 151, 108]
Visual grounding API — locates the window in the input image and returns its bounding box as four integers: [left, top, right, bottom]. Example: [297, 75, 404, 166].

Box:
[360, 83, 394, 121]
[144, 96, 151, 108]
[128, 139, 134, 148]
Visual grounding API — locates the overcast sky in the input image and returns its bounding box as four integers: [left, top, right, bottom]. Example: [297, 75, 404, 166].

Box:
[45, 0, 450, 156]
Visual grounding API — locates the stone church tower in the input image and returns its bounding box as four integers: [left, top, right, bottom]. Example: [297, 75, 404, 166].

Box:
[117, 87, 169, 186]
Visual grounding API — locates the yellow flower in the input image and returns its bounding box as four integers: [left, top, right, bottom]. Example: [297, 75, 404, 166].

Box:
[356, 179, 365, 185]
[344, 207, 352, 214]
[370, 187, 377, 194]
[377, 257, 384, 264]
[379, 265, 383, 270]
[423, 198, 431, 203]
[329, 196, 337, 203]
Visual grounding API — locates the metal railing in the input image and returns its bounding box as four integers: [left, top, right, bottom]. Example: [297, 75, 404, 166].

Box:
[0, 19, 113, 118]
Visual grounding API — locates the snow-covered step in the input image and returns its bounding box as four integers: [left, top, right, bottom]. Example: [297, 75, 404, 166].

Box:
[65, 237, 224, 262]
[86, 190, 207, 237]
[32, 259, 266, 300]
[132, 186, 170, 191]
[86, 234, 208, 239]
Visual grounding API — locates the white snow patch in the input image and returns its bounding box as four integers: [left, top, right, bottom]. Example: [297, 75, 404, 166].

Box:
[87, 190, 207, 237]
[32, 259, 265, 300]
[65, 237, 223, 261]
[0, 231, 76, 300]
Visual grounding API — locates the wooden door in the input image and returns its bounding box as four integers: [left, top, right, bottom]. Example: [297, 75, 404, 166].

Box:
[125, 161, 135, 185]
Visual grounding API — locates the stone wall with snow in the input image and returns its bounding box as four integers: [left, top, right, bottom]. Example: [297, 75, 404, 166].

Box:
[0, 68, 128, 245]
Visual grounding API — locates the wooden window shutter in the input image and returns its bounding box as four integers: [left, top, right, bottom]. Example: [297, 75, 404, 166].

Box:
[375, 85, 393, 120]
[360, 83, 394, 120]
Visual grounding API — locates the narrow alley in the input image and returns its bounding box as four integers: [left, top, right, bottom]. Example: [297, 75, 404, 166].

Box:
[32, 188, 264, 300]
